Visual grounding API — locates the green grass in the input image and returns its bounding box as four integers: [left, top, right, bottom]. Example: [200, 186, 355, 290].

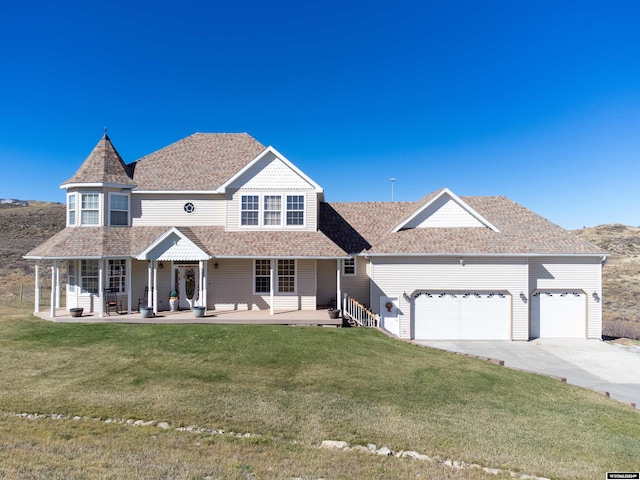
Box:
[1, 314, 639, 479]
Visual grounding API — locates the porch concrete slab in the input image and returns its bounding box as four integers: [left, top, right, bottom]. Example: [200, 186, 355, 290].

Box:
[34, 308, 342, 326]
[415, 339, 640, 409]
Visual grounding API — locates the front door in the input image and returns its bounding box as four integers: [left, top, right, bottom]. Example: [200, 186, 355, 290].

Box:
[379, 296, 399, 336]
[176, 265, 199, 309]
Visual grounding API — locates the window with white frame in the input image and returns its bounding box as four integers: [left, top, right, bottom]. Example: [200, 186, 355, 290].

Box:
[343, 257, 356, 276]
[108, 259, 126, 293]
[68, 194, 76, 226]
[286, 195, 304, 226]
[277, 259, 295, 293]
[80, 193, 100, 225]
[241, 195, 259, 226]
[255, 259, 271, 293]
[263, 195, 281, 226]
[80, 260, 99, 294]
[68, 260, 77, 293]
[109, 194, 129, 226]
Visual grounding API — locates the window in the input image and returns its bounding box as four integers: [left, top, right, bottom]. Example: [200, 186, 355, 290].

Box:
[241, 195, 259, 226]
[343, 257, 356, 276]
[255, 259, 271, 293]
[263, 195, 281, 226]
[110, 194, 129, 226]
[68, 260, 76, 293]
[80, 260, 99, 294]
[286, 195, 304, 226]
[80, 193, 100, 225]
[278, 259, 295, 293]
[108, 259, 126, 293]
[68, 194, 76, 226]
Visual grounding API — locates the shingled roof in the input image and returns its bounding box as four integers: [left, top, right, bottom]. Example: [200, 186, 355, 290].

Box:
[130, 133, 266, 191]
[61, 134, 136, 187]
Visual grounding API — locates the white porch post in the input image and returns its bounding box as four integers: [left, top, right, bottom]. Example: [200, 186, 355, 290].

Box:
[98, 259, 104, 317]
[126, 258, 132, 314]
[55, 263, 61, 309]
[34, 261, 40, 313]
[199, 260, 207, 309]
[50, 260, 57, 318]
[147, 261, 153, 308]
[336, 259, 342, 312]
[153, 261, 158, 315]
[270, 258, 275, 315]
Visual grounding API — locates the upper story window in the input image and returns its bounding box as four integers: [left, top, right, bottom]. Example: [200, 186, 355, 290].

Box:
[80, 193, 100, 225]
[109, 193, 129, 226]
[68, 193, 76, 226]
[241, 193, 305, 228]
[264, 195, 281, 226]
[241, 195, 259, 226]
[286, 195, 304, 226]
[343, 257, 356, 276]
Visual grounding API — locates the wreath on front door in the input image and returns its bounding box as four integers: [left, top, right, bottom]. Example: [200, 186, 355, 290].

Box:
[385, 301, 393, 312]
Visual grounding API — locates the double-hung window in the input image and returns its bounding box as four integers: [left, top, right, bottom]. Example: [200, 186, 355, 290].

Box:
[277, 259, 295, 293]
[68, 260, 77, 293]
[80, 260, 99, 294]
[343, 257, 356, 276]
[68, 194, 76, 226]
[263, 195, 281, 226]
[286, 195, 304, 226]
[109, 194, 129, 226]
[255, 259, 271, 293]
[80, 193, 100, 225]
[108, 259, 126, 293]
[241, 195, 259, 226]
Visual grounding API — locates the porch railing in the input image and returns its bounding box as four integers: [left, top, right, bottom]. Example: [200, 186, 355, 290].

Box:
[342, 293, 378, 327]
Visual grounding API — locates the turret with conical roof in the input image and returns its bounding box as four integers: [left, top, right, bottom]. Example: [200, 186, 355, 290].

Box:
[61, 134, 136, 188]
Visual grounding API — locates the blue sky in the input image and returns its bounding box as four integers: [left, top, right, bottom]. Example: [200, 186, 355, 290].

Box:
[1, 0, 638, 229]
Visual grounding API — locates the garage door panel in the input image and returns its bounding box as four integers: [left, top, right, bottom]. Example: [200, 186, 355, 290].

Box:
[413, 291, 511, 340]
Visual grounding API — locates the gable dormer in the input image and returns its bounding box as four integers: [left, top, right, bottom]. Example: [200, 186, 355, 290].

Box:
[392, 188, 499, 232]
[61, 134, 136, 227]
[220, 146, 324, 232]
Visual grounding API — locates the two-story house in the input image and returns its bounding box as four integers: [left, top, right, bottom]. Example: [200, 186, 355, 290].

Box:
[26, 132, 607, 341]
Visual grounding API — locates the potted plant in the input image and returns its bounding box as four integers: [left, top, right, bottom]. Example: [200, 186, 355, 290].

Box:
[169, 290, 179, 311]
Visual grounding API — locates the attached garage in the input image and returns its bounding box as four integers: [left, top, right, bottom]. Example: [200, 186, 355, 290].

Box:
[530, 290, 586, 338]
[413, 291, 511, 340]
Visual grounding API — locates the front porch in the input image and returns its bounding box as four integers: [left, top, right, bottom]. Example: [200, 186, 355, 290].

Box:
[34, 307, 343, 326]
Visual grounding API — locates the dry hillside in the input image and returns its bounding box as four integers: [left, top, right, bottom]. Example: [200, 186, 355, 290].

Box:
[0, 203, 638, 338]
[571, 224, 640, 338]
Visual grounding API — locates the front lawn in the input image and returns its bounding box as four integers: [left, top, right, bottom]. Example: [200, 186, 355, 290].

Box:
[1, 315, 638, 479]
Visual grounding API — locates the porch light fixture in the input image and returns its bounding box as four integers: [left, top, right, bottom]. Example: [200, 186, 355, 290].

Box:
[158, 262, 164, 269]
[593, 291, 600, 302]
[403, 291, 411, 302]
[458, 258, 465, 266]
[520, 292, 527, 303]
[214, 262, 219, 269]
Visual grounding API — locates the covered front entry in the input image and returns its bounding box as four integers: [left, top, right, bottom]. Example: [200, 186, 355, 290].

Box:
[413, 291, 511, 340]
[530, 290, 586, 338]
[174, 264, 200, 309]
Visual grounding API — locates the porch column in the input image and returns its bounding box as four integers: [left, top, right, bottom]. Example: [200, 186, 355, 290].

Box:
[55, 263, 61, 309]
[336, 259, 342, 312]
[126, 258, 132, 314]
[147, 261, 153, 308]
[153, 261, 158, 315]
[34, 261, 40, 313]
[199, 260, 207, 309]
[98, 259, 104, 317]
[50, 260, 57, 318]
[270, 258, 275, 315]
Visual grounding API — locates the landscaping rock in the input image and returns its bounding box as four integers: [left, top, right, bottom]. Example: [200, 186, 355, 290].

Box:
[376, 446, 393, 456]
[157, 422, 170, 429]
[320, 440, 348, 450]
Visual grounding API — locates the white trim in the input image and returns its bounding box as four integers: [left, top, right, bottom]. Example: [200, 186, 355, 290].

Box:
[61, 182, 135, 189]
[365, 253, 607, 258]
[391, 188, 500, 233]
[135, 227, 210, 261]
[132, 190, 219, 194]
[217, 145, 324, 195]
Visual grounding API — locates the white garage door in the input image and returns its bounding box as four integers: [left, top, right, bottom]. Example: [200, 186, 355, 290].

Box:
[530, 290, 586, 338]
[413, 291, 511, 340]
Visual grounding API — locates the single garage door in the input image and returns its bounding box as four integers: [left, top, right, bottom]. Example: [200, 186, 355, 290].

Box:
[530, 290, 586, 338]
[413, 291, 511, 340]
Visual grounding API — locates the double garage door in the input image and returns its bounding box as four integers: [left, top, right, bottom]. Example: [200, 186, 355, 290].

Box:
[413, 291, 511, 340]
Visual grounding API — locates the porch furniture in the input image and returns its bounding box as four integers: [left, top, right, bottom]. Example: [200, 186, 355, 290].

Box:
[137, 286, 149, 311]
[104, 288, 123, 315]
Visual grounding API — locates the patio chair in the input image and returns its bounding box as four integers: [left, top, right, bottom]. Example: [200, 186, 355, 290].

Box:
[137, 286, 149, 311]
[104, 288, 122, 315]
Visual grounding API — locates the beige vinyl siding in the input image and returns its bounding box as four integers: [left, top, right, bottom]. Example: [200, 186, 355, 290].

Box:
[131, 194, 225, 226]
[316, 259, 337, 307]
[226, 189, 317, 232]
[529, 257, 602, 339]
[341, 257, 371, 308]
[370, 257, 529, 340]
[207, 259, 316, 311]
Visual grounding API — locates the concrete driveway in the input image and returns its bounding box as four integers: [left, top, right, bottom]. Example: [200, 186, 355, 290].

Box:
[414, 339, 640, 409]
